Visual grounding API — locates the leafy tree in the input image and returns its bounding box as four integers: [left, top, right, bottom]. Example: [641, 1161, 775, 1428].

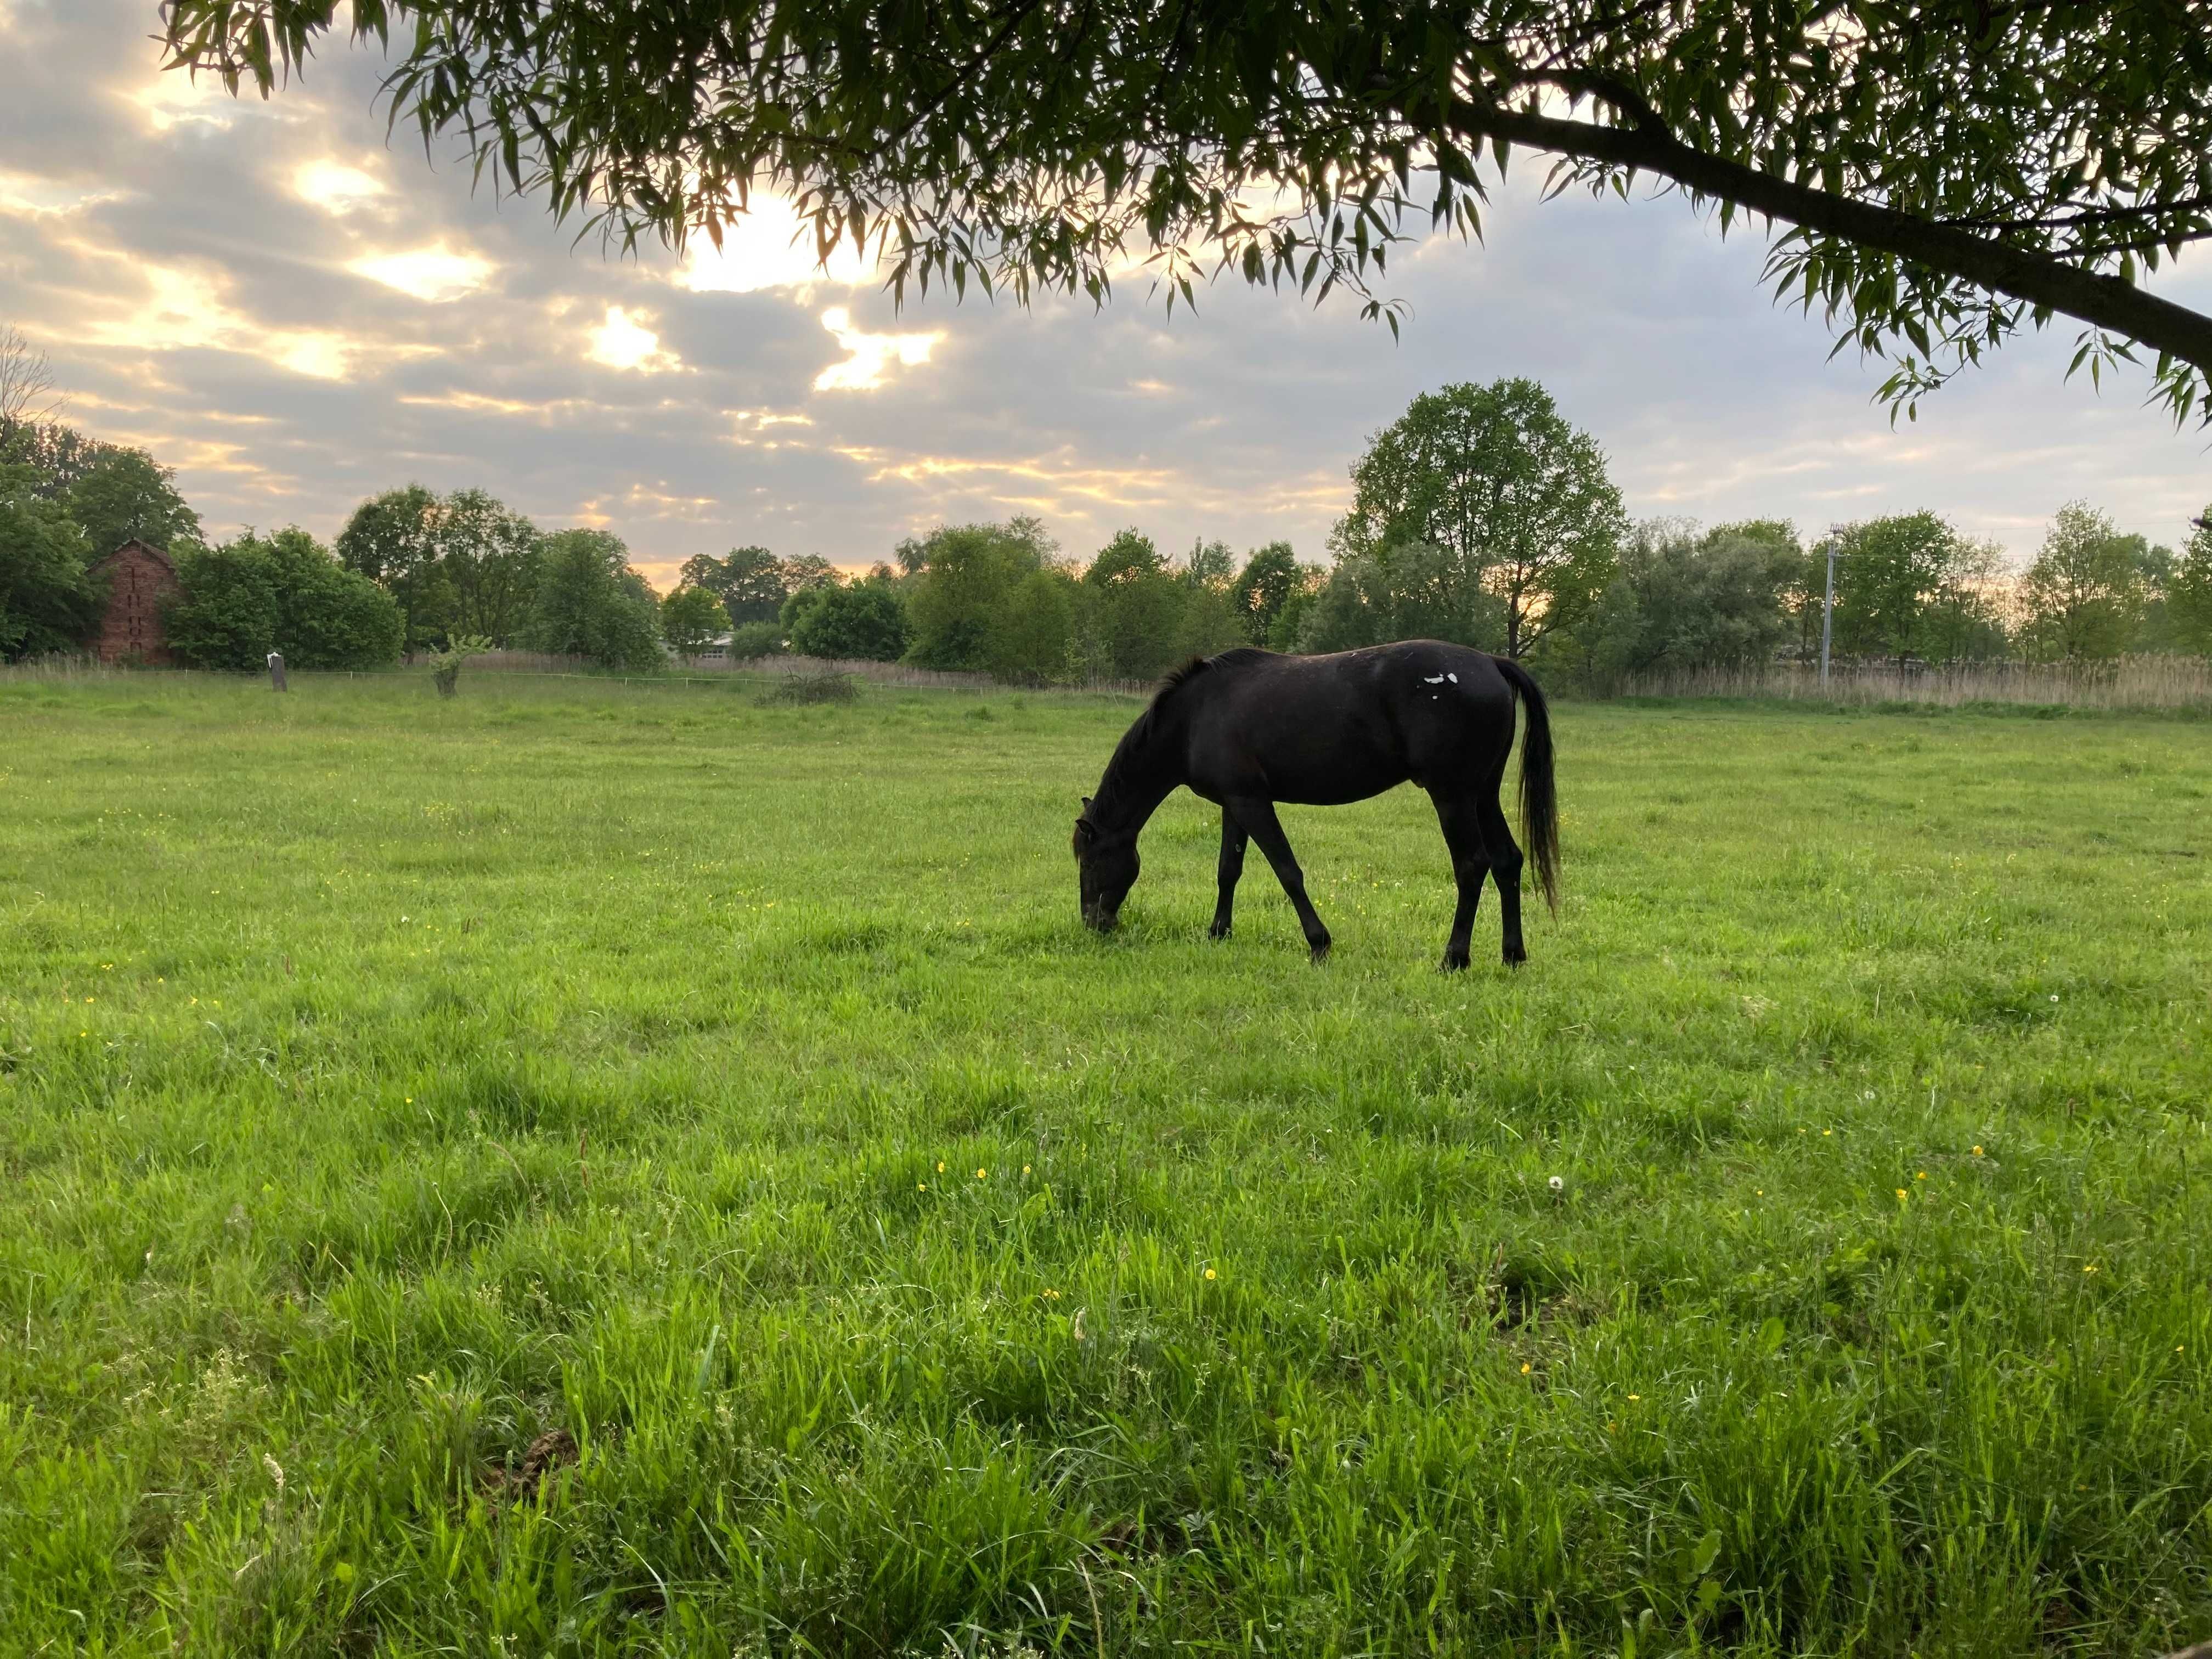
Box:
[1084, 529, 1187, 680]
[2166, 510, 2212, 656]
[524, 528, 664, 669]
[1229, 541, 1301, 647]
[1181, 538, 1235, 590]
[903, 518, 1055, 670]
[0, 421, 109, 501]
[164, 540, 281, 671]
[1335, 380, 1624, 657]
[436, 489, 542, 644]
[661, 584, 730, 661]
[783, 574, 911, 661]
[1299, 541, 1508, 654]
[1564, 521, 1800, 684]
[986, 567, 1079, 684]
[680, 545, 791, 625]
[167, 528, 403, 671]
[782, 554, 840, 594]
[0, 464, 98, 661]
[63, 447, 204, 557]
[172, 3, 2212, 424]
[337, 486, 447, 649]
[2017, 503, 2149, 662]
[1829, 512, 1968, 667]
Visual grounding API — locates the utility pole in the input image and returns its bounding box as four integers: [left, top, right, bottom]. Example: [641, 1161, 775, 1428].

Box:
[1819, 523, 1847, 686]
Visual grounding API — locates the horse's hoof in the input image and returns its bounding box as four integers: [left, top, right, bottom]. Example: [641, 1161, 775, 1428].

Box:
[1440, 952, 1470, 973]
[1308, 939, 1332, 964]
[1207, 921, 1232, 941]
[1503, 945, 1527, 968]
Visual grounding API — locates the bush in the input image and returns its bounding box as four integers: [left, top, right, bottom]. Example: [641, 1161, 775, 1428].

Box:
[727, 620, 785, 659]
[661, 584, 729, 661]
[166, 528, 403, 671]
[757, 669, 858, 705]
[783, 575, 910, 660]
[0, 464, 98, 661]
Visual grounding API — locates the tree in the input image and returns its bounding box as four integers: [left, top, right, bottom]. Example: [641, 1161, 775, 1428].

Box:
[166, 3, 2212, 422]
[903, 518, 1055, 670]
[2017, 503, 2150, 662]
[0, 464, 97, 661]
[1828, 512, 1967, 667]
[1564, 520, 1800, 684]
[679, 545, 791, 626]
[0, 325, 61, 433]
[985, 567, 1079, 684]
[1181, 538, 1235, 590]
[1082, 529, 1189, 680]
[1299, 541, 1507, 654]
[0, 421, 108, 501]
[1229, 542, 1301, 647]
[166, 528, 404, 671]
[2167, 510, 2212, 656]
[783, 574, 911, 660]
[435, 488, 541, 644]
[1335, 380, 1624, 657]
[524, 528, 664, 669]
[661, 584, 730, 661]
[64, 447, 204, 558]
[337, 486, 447, 650]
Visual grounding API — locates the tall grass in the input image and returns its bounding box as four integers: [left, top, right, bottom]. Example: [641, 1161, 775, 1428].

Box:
[1617, 653, 2212, 712]
[1, 675, 2208, 1655]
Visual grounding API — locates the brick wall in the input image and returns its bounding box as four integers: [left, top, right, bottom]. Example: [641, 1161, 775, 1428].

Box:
[89, 541, 180, 665]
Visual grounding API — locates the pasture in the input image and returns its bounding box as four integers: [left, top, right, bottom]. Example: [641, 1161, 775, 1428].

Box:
[1, 672, 2207, 1657]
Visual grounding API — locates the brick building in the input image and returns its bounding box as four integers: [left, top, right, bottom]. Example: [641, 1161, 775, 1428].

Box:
[87, 539, 181, 665]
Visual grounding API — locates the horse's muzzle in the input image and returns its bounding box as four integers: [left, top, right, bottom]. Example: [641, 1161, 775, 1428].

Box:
[1083, 903, 1119, 933]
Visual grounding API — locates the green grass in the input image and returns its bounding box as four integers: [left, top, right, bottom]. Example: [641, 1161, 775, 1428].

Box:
[2, 672, 2208, 1657]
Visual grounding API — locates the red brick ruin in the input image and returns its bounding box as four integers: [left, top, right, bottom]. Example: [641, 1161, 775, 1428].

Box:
[87, 539, 181, 665]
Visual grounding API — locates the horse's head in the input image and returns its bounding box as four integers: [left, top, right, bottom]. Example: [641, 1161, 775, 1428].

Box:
[1072, 795, 1139, 932]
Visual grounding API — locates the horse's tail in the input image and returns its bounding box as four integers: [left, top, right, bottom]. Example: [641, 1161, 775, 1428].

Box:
[1492, 655, 1559, 915]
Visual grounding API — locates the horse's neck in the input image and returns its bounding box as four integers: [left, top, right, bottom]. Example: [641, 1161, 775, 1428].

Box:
[1095, 717, 1182, 837]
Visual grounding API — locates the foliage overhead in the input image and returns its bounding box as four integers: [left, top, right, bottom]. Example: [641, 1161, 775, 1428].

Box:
[163, 1, 2212, 422]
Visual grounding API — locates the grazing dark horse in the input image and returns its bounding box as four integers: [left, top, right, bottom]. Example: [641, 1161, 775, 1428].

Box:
[1072, 642, 1559, 969]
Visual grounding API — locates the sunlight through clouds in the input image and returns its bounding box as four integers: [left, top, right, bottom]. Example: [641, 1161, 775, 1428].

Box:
[588, 305, 682, 373]
[678, 193, 878, 293]
[814, 307, 942, 392]
[349, 244, 494, 303]
[295, 160, 390, 216]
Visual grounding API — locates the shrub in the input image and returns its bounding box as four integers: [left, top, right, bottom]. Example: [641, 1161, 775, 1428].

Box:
[166, 529, 403, 672]
[757, 669, 857, 704]
[783, 575, 910, 661]
[727, 620, 785, 659]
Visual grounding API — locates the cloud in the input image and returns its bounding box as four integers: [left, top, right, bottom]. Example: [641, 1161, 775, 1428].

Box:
[678, 194, 879, 294]
[586, 306, 683, 374]
[814, 307, 942, 392]
[349, 245, 495, 304]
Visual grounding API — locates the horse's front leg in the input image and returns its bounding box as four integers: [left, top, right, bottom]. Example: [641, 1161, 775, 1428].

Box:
[1227, 797, 1332, 962]
[1209, 808, 1248, 940]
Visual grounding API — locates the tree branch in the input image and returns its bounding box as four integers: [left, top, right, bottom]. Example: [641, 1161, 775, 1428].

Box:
[1442, 95, 2212, 377]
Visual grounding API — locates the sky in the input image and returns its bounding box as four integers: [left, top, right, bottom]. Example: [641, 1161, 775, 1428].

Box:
[3, 0, 2209, 591]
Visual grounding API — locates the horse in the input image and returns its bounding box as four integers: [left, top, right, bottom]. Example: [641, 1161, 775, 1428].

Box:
[1071, 641, 1559, 969]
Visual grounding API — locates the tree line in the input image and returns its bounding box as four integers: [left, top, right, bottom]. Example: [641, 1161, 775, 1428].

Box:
[7, 347, 2210, 681]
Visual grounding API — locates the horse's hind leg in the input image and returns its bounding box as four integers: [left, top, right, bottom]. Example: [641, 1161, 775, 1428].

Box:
[1209, 808, 1248, 940]
[1474, 772, 1527, 965]
[1226, 797, 1332, 962]
[1430, 793, 1493, 972]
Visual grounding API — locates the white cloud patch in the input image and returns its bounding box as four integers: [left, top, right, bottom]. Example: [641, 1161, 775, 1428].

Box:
[296, 160, 390, 217]
[587, 305, 683, 373]
[814, 307, 942, 392]
[350, 244, 494, 303]
[678, 194, 878, 294]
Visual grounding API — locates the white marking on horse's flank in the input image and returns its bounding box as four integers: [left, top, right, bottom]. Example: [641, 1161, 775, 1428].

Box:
[1422, 674, 1445, 684]
[1447, 672, 1458, 682]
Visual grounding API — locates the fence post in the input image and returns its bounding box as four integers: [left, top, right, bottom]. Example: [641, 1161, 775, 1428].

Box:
[268, 652, 288, 692]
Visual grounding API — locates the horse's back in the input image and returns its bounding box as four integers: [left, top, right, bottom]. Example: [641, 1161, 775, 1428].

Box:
[1182, 642, 1517, 804]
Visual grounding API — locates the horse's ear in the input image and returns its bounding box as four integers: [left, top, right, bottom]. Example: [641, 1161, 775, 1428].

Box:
[1073, 817, 1095, 842]
[1081, 796, 1093, 812]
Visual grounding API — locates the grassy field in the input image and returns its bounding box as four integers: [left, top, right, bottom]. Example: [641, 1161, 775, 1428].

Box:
[2, 671, 2208, 1658]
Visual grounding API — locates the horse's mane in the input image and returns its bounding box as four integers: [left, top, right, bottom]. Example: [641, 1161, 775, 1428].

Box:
[1090, 650, 1271, 826]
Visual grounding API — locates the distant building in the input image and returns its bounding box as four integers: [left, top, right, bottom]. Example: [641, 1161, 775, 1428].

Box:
[87, 539, 181, 665]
